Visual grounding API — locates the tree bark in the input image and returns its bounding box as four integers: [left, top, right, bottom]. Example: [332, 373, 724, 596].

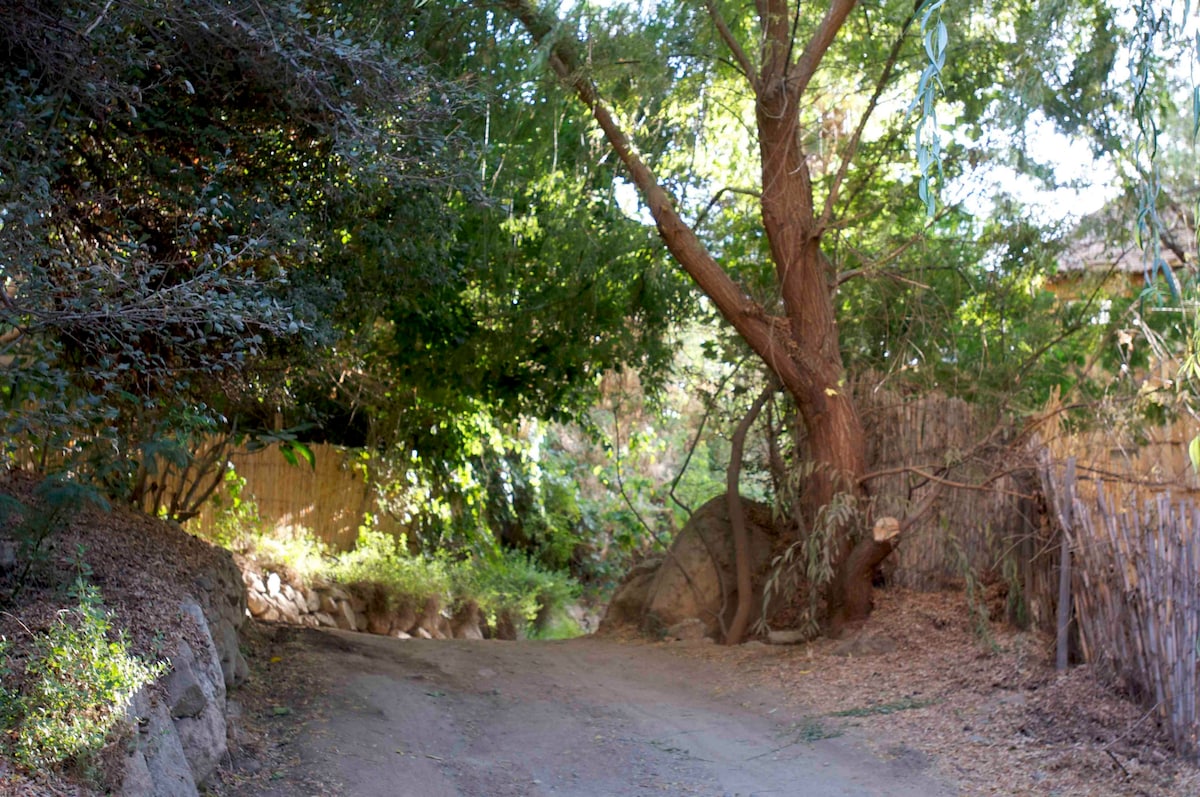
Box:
[725, 386, 772, 645]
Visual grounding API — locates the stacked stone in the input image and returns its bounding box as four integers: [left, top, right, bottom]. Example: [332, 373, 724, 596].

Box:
[240, 568, 484, 641]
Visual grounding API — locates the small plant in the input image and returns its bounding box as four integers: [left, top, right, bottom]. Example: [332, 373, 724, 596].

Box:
[330, 529, 451, 612]
[829, 697, 934, 718]
[4, 580, 165, 773]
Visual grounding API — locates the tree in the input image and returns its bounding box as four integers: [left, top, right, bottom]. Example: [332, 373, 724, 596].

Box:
[0, 0, 473, 507]
[496, 0, 1126, 634]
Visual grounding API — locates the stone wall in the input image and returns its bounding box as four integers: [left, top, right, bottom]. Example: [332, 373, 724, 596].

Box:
[121, 549, 249, 797]
[241, 566, 484, 640]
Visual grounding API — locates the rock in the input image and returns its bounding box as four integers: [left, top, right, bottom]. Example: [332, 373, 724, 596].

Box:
[768, 629, 809, 645]
[301, 614, 319, 627]
[290, 590, 309, 618]
[165, 641, 208, 719]
[416, 627, 433, 639]
[392, 604, 418, 635]
[335, 601, 358, 631]
[120, 748, 157, 797]
[349, 593, 367, 614]
[314, 611, 338, 628]
[270, 594, 301, 625]
[664, 618, 708, 641]
[393, 630, 412, 639]
[603, 496, 780, 639]
[266, 572, 281, 597]
[260, 606, 281, 623]
[600, 560, 662, 633]
[242, 570, 264, 593]
[566, 604, 600, 634]
[327, 584, 351, 601]
[212, 618, 247, 689]
[319, 592, 339, 615]
[124, 695, 198, 797]
[451, 601, 484, 640]
[281, 583, 297, 602]
[435, 614, 451, 639]
[354, 611, 368, 632]
[175, 602, 228, 786]
[304, 588, 321, 613]
[367, 612, 391, 636]
[246, 590, 269, 617]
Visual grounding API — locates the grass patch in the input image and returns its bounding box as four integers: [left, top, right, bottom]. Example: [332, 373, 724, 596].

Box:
[829, 696, 934, 718]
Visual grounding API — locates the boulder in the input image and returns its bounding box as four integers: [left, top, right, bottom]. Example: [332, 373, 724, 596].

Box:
[600, 557, 663, 633]
[266, 572, 281, 597]
[319, 592, 339, 615]
[366, 612, 391, 636]
[165, 641, 208, 719]
[664, 618, 709, 641]
[270, 594, 301, 625]
[392, 604, 418, 635]
[304, 588, 321, 613]
[174, 602, 228, 786]
[335, 600, 358, 631]
[451, 601, 484, 640]
[314, 611, 338, 628]
[601, 496, 782, 639]
[122, 693, 197, 797]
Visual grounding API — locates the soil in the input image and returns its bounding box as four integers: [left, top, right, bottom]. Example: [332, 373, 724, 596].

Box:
[214, 590, 1200, 797]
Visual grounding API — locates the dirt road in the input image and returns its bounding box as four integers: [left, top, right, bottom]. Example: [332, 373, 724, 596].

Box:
[225, 626, 954, 797]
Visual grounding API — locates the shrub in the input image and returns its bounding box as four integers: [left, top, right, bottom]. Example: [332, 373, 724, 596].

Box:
[329, 529, 451, 612]
[4, 581, 164, 773]
[456, 550, 580, 637]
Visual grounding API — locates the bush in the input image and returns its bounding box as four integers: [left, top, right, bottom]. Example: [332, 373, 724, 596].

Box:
[456, 550, 580, 637]
[3, 581, 164, 773]
[329, 529, 451, 612]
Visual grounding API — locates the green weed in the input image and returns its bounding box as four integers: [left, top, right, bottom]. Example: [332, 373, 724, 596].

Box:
[829, 697, 933, 718]
[4, 580, 165, 774]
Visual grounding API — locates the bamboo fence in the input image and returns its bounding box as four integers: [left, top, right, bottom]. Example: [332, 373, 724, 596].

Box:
[186, 443, 377, 551]
[853, 381, 1036, 598]
[1042, 459, 1200, 760]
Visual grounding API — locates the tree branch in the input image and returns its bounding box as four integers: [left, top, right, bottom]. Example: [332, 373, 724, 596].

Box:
[819, 7, 918, 229]
[704, 0, 757, 90]
[725, 384, 773, 644]
[501, 0, 808, 397]
[786, 0, 859, 102]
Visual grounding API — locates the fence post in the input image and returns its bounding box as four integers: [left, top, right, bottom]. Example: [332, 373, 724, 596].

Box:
[1056, 457, 1076, 672]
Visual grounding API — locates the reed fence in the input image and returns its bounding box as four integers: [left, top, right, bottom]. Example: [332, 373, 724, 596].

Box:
[1041, 457, 1200, 760]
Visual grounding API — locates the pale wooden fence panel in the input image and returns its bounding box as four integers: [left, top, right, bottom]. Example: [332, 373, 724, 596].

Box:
[854, 382, 1033, 597]
[187, 443, 377, 551]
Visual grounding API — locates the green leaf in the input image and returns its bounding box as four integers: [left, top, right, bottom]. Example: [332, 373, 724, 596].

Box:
[1189, 435, 1200, 474]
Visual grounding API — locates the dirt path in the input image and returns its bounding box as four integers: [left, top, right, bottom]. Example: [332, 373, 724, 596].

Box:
[223, 625, 952, 797]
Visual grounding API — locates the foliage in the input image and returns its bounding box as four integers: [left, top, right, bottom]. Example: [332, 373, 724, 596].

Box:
[454, 549, 580, 635]
[0, 0, 473, 501]
[329, 529, 452, 611]
[2, 581, 164, 774]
